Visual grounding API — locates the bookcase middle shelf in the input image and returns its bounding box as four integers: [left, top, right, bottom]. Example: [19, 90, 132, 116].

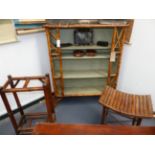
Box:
[54, 70, 116, 79]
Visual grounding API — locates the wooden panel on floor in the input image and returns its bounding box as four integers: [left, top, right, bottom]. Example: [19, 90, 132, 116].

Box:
[33, 123, 155, 135]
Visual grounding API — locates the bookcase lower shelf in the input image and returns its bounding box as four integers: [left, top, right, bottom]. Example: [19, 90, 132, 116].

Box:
[58, 87, 104, 97]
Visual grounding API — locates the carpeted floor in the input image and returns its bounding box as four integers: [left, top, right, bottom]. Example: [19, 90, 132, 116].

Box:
[0, 96, 155, 135]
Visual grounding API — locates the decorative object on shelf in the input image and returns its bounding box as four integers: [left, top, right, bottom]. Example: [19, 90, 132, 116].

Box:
[61, 43, 73, 47]
[47, 19, 78, 24]
[97, 41, 109, 47]
[73, 50, 85, 57]
[99, 19, 127, 25]
[61, 45, 111, 50]
[86, 50, 96, 56]
[53, 43, 73, 48]
[78, 19, 99, 24]
[74, 29, 93, 45]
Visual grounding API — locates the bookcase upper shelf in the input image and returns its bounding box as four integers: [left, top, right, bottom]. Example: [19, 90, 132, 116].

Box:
[61, 45, 111, 50]
[51, 45, 111, 51]
[58, 54, 110, 60]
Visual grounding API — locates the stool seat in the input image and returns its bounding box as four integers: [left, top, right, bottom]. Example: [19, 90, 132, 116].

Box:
[99, 86, 154, 125]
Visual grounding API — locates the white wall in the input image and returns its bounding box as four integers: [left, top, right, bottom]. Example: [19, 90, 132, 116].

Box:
[118, 19, 155, 110]
[0, 32, 51, 116]
[0, 20, 155, 116]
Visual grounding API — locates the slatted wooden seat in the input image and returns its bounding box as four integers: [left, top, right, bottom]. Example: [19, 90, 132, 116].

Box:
[99, 86, 154, 126]
[0, 74, 55, 134]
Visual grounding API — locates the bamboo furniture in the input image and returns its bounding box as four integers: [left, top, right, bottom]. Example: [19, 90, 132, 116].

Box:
[44, 22, 128, 97]
[0, 74, 55, 134]
[99, 86, 154, 126]
[33, 123, 155, 135]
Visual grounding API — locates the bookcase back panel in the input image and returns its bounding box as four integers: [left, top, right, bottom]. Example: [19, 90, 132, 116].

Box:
[61, 59, 109, 71]
[93, 28, 113, 44]
[53, 59, 118, 76]
[64, 78, 106, 88]
[60, 28, 113, 44]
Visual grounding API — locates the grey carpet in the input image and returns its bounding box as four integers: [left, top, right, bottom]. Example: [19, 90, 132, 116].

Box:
[0, 96, 155, 135]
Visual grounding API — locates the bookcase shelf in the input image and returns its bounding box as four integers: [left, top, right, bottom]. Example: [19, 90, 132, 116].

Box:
[45, 23, 127, 97]
[55, 54, 110, 60]
[55, 70, 110, 79]
[61, 45, 111, 50]
[52, 52, 120, 60]
[63, 86, 103, 96]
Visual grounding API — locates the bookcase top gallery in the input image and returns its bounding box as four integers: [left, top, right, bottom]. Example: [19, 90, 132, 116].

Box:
[44, 23, 129, 29]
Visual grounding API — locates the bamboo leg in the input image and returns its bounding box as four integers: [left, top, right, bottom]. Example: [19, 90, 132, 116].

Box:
[0, 90, 18, 134]
[132, 118, 142, 126]
[56, 28, 64, 97]
[43, 74, 55, 122]
[107, 27, 117, 86]
[115, 28, 126, 88]
[45, 28, 59, 96]
[136, 118, 142, 126]
[101, 106, 109, 124]
[132, 118, 137, 126]
[8, 75, 24, 116]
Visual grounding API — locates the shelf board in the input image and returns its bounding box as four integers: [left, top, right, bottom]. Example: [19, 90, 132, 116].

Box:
[63, 86, 103, 96]
[61, 45, 111, 50]
[52, 54, 110, 60]
[62, 54, 110, 60]
[51, 52, 120, 60]
[55, 70, 109, 79]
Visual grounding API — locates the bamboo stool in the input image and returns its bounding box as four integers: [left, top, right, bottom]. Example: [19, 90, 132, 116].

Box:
[99, 86, 154, 126]
[0, 74, 55, 134]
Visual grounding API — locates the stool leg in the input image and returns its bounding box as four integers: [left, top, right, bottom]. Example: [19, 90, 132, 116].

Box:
[136, 118, 142, 126]
[132, 118, 137, 126]
[101, 107, 108, 124]
[132, 118, 142, 126]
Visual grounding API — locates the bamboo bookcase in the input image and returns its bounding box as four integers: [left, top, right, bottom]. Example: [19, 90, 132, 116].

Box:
[44, 23, 128, 97]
